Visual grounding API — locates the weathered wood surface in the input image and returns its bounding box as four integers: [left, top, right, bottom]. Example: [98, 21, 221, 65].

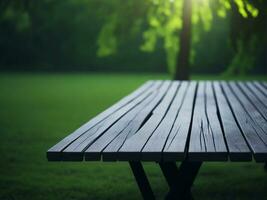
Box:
[47, 81, 267, 162]
[188, 82, 227, 161]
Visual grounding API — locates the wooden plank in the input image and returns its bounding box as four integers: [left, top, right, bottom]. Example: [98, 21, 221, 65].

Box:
[213, 82, 251, 161]
[221, 82, 267, 162]
[101, 82, 175, 161]
[47, 81, 154, 161]
[245, 82, 267, 108]
[61, 81, 163, 161]
[237, 82, 267, 120]
[253, 81, 267, 97]
[85, 81, 171, 161]
[117, 82, 179, 161]
[229, 82, 267, 142]
[141, 82, 188, 161]
[188, 82, 227, 161]
[58, 81, 162, 161]
[48, 80, 267, 163]
[163, 81, 197, 161]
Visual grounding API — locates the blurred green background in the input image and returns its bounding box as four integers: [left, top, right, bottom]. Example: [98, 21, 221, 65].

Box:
[0, 0, 266, 75]
[0, 0, 266, 199]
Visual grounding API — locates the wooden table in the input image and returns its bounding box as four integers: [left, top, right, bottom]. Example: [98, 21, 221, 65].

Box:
[47, 81, 267, 199]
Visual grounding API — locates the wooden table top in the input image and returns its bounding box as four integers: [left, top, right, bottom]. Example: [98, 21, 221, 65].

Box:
[47, 81, 267, 162]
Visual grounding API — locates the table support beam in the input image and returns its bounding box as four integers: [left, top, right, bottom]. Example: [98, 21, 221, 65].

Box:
[129, 161, 155, 200]
[159, 161, 202, 200]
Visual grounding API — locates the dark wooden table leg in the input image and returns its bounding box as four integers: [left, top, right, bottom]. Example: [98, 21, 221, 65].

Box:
[264, 162, 267, 171]
[129, 161, 155, 200]
[159, 161, 202, 200]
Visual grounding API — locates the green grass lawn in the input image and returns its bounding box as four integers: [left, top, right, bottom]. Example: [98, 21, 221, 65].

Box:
[0, 73, 266, 200]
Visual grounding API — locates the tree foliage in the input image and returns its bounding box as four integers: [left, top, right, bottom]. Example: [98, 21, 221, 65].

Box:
[0, 0, 265, 74]
[97, 0, 261, 75]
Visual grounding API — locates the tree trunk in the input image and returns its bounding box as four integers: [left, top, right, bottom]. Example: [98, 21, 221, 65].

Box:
[174, 0, 192, 80]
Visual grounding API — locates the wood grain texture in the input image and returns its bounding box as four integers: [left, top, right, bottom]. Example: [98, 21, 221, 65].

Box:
[221, 82, 267, 162]
[141, 82, 188, 161]
[245, 82, 267, 109]
[188, 82, 227, 161]
[47, 80, 267, 162]
[47, 81, 158, 161]
[163, 81, 197, 161]
[237, 82, 267, 121]
[61, 81, 163, 161]
[229, 82, 267, 141]
[117, 82, 179, 161]
[213, 82, 251, 161]
[86, 81, 171, 161]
